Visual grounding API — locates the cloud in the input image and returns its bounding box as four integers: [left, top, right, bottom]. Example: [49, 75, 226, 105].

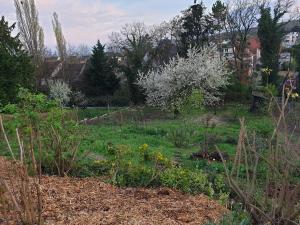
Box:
[24, 0, 130, 48]
[1, 0, 189, 48]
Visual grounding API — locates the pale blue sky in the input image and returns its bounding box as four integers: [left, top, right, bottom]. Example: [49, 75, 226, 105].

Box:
[0, 0, 215, 48]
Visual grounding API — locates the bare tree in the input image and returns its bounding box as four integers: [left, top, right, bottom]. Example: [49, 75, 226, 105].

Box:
[67, 44, 91, 57]
[109, 22, 151, 54]
[14, 0, 45, 89]
[52, 12, 68, 83]
[149, 22, 171, 46]
[225, 0, 260, 79]
[77, 44, 91, 57]
[108, 22, 153, 104]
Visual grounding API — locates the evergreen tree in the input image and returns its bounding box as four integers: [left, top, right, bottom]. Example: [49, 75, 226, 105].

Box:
[292, 44, 300, 91]
[211, 0, 227, 35]
[0, 16, 34, 105]
[85, 40, 120, 106]
[257, 7, 284, 86]
[180, 1, 214, 54]
[292, 44, 300, 74]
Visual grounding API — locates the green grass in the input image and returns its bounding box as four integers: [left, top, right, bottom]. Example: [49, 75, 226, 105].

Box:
[76, 107, 123, 120]
[79, 104, 273, 174]
[0, 104, 274, 175]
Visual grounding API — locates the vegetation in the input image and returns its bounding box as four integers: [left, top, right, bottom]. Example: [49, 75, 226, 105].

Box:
[138, 47, 229, 111]
[180, 1, 213, 53]
[1, 0, 300, 224]
[257, 4, 286, 85]
[14, 0, 45, 90]
[49, 79, 72, 106]
[0, 17, 34, 105]
[84, 40, 120, 107]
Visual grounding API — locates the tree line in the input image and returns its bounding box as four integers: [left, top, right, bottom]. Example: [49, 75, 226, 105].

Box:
[0, 0, 298, 107]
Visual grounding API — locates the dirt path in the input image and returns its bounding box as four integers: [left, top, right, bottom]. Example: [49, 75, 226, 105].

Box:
[0, 157, 227, 225]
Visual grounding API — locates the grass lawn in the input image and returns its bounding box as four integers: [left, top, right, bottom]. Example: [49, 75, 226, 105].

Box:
[79, 104, 274, 174]
[0, 104, 274, 174]
[76, 107, 123, 120]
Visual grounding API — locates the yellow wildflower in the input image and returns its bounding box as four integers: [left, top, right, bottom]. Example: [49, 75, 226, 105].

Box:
[261, 68, 272, 75]
[291, 93, 299, 99]
[155, 152, 164, 162]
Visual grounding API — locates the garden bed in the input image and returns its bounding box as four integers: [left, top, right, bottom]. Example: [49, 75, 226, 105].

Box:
[0, 157, 227, 225]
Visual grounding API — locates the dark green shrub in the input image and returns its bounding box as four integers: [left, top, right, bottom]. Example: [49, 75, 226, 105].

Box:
[68, 159, 112, 177]
[0, 104, 18, 114]
[112, 162, 159, 187]
[3, 89, 84, 177]
[160, 167, 214, 196]
[106, 142, 117, 155]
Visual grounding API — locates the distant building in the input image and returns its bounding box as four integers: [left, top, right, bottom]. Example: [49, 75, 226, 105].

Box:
[279, 52, 291, 69]
[41, 56, 89, 91]
[282, 32, 299, 48]
[219, 36, 261, 81]
[220, 40, 235, 59]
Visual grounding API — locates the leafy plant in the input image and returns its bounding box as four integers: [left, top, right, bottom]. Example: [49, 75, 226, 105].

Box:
[160, 167, 214, 196]
[3, 89, 83, 177]
[0, 104, 18, 114]
[139, 143, 151, 161]
[167, 124, 197, 148]
[41, 109, 83, 176]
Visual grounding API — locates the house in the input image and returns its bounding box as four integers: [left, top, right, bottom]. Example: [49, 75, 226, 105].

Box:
[219, 36, 261, 81]
[282, 32, 299, 48]
[220, 40, 235, 59]
[41, 56, 89, 92]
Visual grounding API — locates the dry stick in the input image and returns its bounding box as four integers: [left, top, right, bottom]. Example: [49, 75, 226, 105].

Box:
[35, 130, 43, 225]
[16, 128, 23, 163]
[29, 126, 37, 173]
[37, 130, 42, 182]
[217, 146, 270, 222]
[1, 179, 21, 214]
[51, 125, 62, 176]
[271, 87, 292, 141]
[0, 115, 16, 160]
[65, 141, 80, 175]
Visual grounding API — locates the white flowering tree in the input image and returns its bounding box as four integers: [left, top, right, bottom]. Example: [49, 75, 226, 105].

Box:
[137, 47, 229, 111]
[49, 79, 72, 106]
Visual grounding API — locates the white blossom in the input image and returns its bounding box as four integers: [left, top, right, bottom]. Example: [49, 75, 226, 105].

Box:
[137, 47, 230, 110]
[49, 79, 72, 106]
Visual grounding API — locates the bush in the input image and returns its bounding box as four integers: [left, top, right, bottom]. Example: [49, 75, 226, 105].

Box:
[209, 174, 230, 204]
[41, 108, 84, 176]
[224, 73, 251, 103]
[205, 214, 251, 225]
[17, 88, 58, 113]
[49, 79, 72, 106]
[0, 104, 18, 114]
[160, 167, 214, 196]
[69, 159, 112, 177]
[167, 125, 197, 148]
[108, 144, 170, 187]
[112, 162, 159, 187]
[3, 88, 83, 177]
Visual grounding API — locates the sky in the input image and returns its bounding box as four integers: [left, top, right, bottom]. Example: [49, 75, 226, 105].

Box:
[0, 0, 215, 49]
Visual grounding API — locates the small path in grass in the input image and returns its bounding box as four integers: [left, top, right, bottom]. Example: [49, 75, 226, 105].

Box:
[0, 157, 227, 225]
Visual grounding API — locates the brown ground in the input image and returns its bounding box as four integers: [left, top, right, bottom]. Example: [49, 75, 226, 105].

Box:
[0, 157, 227, 225]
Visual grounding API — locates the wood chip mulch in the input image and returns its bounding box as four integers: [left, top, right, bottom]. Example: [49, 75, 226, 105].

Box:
[0, 157, 228, 225]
